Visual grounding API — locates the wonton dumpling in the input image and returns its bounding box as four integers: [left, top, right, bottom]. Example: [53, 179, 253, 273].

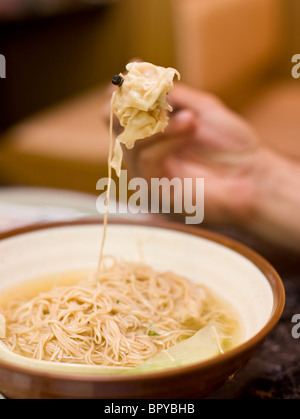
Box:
[110, 62, 180, 176]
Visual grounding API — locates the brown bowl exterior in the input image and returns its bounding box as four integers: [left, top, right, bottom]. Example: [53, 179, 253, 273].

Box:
[0, 219, 285, 399]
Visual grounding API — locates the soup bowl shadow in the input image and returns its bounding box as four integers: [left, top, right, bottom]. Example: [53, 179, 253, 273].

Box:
[0, 219, 285, 399]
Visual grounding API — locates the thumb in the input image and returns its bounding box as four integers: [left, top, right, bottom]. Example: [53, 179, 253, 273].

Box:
[168, 82, 222, 114]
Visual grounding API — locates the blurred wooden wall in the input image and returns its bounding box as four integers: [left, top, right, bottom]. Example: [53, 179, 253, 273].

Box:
[0, 0, 176, 133]
[117, 0, 176, 68]
[1, 0, 299, 194]
[172, 0, 291, 108]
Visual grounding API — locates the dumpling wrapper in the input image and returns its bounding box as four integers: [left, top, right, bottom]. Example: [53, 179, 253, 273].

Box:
[110, 62, 180, 176]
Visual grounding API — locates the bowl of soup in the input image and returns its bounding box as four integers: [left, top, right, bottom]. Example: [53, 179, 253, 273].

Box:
[0, 219, 285, 399]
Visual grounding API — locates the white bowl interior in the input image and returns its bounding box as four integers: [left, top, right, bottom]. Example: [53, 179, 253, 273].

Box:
[0, 224, 274, 373]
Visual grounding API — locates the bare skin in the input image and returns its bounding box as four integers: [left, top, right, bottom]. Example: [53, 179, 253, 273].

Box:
[109, 82, 300, 252]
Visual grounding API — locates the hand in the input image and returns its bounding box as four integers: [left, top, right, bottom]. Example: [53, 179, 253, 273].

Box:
[125, 83, 263, 225]
[101, 79, 300, 251]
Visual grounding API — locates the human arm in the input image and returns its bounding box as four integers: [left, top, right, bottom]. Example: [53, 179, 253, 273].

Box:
[124, 83, 300, 252]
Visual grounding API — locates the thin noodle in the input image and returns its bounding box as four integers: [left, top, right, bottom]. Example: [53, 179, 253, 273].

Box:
[98, 91, 116, 270]
[1, 259, 235, 367]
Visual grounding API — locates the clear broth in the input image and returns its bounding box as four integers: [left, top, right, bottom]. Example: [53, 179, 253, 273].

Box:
[0, 269, 244, 356]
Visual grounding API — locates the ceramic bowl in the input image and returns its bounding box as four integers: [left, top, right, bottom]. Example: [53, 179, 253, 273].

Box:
[0, 219, 285, 399]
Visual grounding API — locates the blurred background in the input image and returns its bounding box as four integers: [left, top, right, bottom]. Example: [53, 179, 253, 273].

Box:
[0, 0, 300, 227]
[1, 1, 300, 401]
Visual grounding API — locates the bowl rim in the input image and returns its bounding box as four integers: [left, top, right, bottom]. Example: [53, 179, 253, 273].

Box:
[0, 218, 285, 383]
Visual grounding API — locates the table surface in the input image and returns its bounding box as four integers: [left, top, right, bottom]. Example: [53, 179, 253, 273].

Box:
[206, 225, 300, 399]
[0, 188, 299, 399]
